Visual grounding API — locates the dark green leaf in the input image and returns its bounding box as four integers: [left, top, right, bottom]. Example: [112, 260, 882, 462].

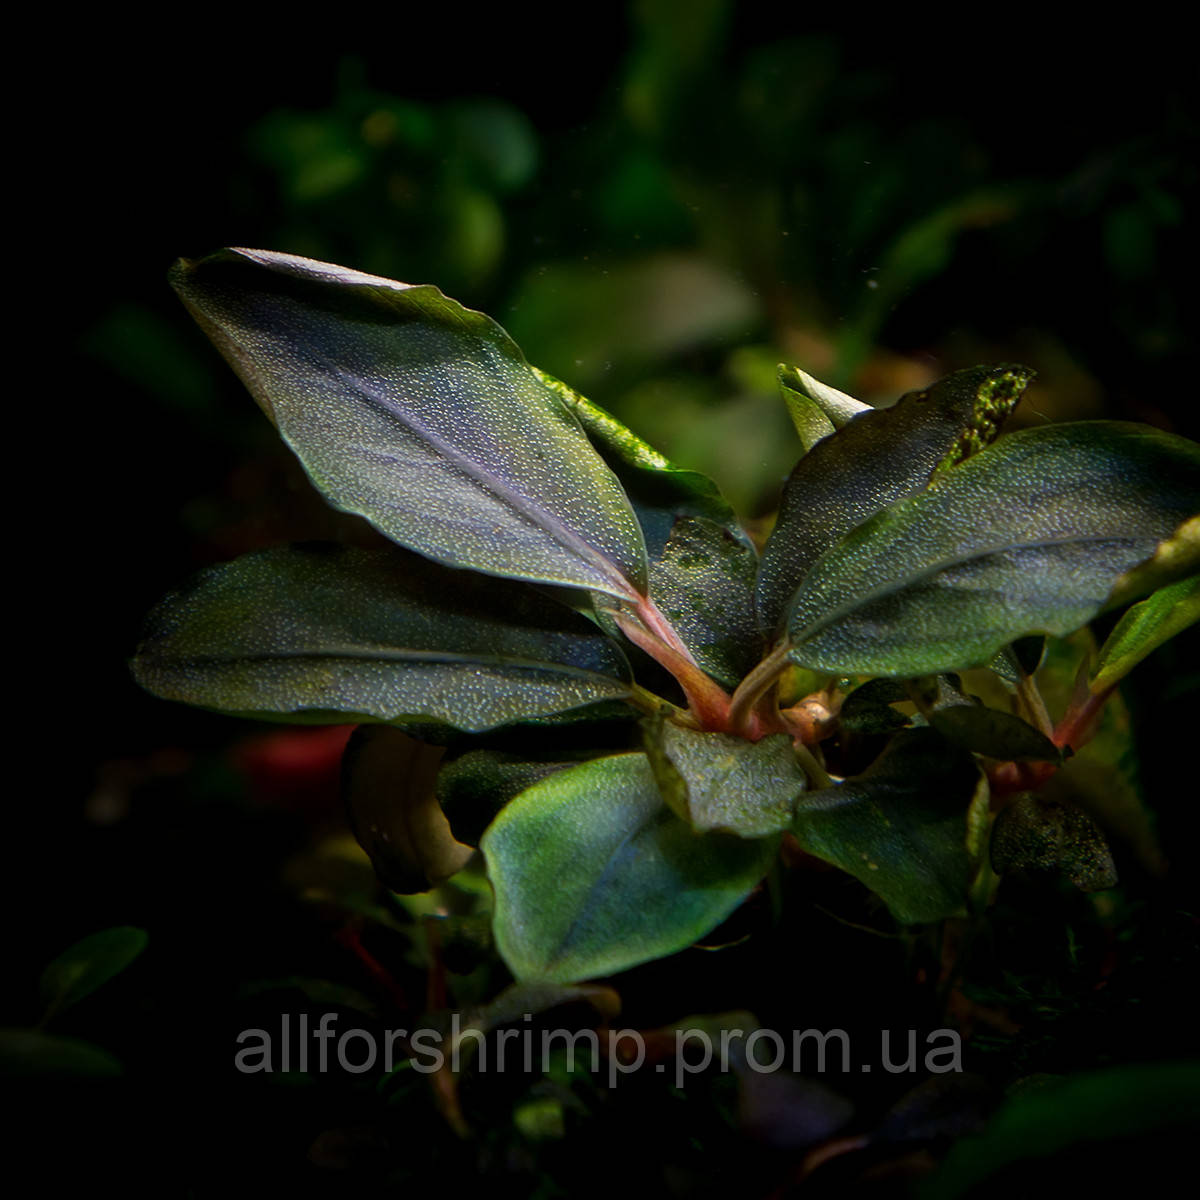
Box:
[757, 365, 1034, 635]
[39, 927, 148, 1021]
[648, 518, 762, 686]
[643, 718, 806, 837]
[481, 753, 779, 982]
[132, 544, 632, 732]
[533, 366, 748, 555]
[990, 795, 1117, 891]
[923, 1063, 1200, 1199]
[534, 369, 762, 681]
[839, 679, 911, 735]
[343, 727, 473, 893]
[171, 249, 647, 599]
[0, 1030, 123, 1078]
[1104, 513, 1198, 609]
[987, 635, 1046, 683]
[436, 751, 583, 846]
[929, 705, 1062, 762]
[792, 730, 981, 923]
[786, 422, 1200, 676]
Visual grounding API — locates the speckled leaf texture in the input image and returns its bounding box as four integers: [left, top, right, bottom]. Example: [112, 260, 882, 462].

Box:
[131, 544, 631, 732]
[793, 729, 981, 923]
[642, 722, 805, 837]
[481, 753, 779, 983]
[785, 422, 1200, 677]
[535, 367, 761, 681]
[170, 249, 647, 600]
[757, 365, 1035, 636]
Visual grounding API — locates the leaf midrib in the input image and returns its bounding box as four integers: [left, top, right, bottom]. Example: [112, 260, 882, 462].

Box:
[325, 360, 642, 599]
[789, 529, 1152, 647]
[145, 645, 630, 685]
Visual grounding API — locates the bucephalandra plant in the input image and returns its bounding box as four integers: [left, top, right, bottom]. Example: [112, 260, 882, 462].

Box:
[134, 248, 1200, 985]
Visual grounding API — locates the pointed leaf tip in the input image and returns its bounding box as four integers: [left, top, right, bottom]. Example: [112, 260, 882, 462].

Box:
[170, 248, 648, 599]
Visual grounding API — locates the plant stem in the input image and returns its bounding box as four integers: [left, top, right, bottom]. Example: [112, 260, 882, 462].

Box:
[614, 602, 732, 730]
[792, 737, 834, 790]
[1052, 682, 1115, 752]
[1015, 671, 1054, 738]
[728, 642, 793, 735]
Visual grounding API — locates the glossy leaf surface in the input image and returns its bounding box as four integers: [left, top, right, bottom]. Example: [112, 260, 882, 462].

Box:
[757, 364, 1034, 635]
[786, 422, 1200, 676]
[171, 249, 647, 599]
[132, 544, 631, 732]
[481, 753, 778, 982]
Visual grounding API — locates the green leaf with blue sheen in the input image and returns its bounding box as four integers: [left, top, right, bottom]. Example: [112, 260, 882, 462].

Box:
[786, 422, 1200, 677]
[757, 364, 1035, 636]
[793, 730, 981, 924]
[481, 753, 779, 983]
[131, 544, 632, 733]
[170, 249, 647, 600]
[1091, 573, 1200, 692]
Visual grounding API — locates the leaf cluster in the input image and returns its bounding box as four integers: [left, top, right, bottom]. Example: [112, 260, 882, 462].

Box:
[132, 249, 1200, 984]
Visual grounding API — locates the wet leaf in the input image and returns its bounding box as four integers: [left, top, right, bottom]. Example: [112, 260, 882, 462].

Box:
[758, 364, 1034, 635]
[534, 370, 761, 680]
[436, 751, 584, 846]
[792, 730, 980, 923]
[481, 753, 779, 982]
[171, 248, 647, 599]
[786, 422, 1200, 676]
[132, 544, 632, 733]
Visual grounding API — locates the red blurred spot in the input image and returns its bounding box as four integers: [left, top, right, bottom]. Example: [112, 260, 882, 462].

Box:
[233, 725, 356, 809]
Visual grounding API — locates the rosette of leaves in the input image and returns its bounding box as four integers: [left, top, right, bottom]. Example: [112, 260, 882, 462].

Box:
[133, 249, 1200, 984]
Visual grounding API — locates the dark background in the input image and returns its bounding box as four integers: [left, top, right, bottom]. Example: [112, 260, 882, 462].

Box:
[15, 11, 1198, 1194]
